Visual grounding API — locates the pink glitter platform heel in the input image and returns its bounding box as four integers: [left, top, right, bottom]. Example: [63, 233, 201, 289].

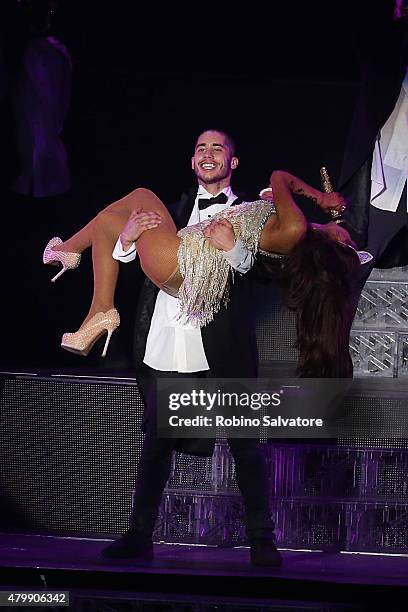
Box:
[61, 309, 120, 357]
[43, 237, 81, 282]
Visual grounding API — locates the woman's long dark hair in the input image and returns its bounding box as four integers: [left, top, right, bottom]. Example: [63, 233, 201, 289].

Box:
[281, 227, 360, 378]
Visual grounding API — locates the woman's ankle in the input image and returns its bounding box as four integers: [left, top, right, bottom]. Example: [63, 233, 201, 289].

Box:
[53, 242, 80, 254]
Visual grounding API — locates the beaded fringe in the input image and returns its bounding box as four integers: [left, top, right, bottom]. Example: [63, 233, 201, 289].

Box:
[177, 200, 275, 327]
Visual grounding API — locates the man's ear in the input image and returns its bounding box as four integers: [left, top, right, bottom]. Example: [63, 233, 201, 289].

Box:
[191, 157, 195, 170]
[231, 157, 239, 170]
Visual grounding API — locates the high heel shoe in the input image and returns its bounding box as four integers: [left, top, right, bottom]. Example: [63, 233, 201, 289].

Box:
[61, 308, 120, 357]
[43, 237, 81, 282]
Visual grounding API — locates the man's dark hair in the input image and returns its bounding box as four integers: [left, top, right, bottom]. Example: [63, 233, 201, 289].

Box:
[195, 129, 236, 157]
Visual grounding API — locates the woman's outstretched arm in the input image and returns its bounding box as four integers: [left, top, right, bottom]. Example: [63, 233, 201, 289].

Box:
[259, 170, 346, 254]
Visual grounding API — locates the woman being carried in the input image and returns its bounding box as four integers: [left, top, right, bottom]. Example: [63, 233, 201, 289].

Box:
[44, 170, 360, 376]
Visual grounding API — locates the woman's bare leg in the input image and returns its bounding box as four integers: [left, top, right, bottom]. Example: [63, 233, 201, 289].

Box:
[54, 188, 163, 254]
[51, 188, 179, 327]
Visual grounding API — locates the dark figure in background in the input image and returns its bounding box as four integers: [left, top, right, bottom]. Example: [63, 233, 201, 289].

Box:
[0, 1, 72, 370]
[10, 0, 72, 198]
[321, 2, 408, 301]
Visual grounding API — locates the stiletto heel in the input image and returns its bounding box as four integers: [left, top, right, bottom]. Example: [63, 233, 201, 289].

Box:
[61, 308, 120, 357]
[102, 329, 114, 358]
[50, 265, 68, 282]
[43, 237, 81, 282]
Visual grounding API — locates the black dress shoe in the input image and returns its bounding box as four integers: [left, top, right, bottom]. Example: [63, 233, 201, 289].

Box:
[101, 529, 154, 560]
[250, 539, 283, 567]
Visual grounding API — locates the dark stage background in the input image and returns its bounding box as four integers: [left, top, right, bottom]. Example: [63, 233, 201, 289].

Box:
[0, 0, 396, 372]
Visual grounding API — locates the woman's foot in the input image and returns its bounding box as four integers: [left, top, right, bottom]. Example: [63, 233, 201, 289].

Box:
[61, 308, 120, 357]
[43, 237, 81, 282]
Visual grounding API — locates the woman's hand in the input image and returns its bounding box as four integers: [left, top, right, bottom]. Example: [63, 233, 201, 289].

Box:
[318, 191, 347, 214]
[259, 187, 274, 201]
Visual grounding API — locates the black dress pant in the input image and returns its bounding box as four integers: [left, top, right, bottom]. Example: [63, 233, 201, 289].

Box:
[130, 366, 274, 540]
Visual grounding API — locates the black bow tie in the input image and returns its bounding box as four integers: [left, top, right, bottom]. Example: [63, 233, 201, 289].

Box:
[198, 192, 228, 210]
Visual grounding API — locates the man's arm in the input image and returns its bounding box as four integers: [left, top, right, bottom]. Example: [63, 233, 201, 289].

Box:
[112, 210, 161, 262]
[112, 237, 137, 262]
[204, 218, 254, 273]
[113, 208, 255, 272]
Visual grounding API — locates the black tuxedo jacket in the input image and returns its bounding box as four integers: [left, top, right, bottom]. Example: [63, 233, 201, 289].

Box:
[132, 188, 260, 456]
[338, 22, 408, 267]
[133, 188, 259, 378]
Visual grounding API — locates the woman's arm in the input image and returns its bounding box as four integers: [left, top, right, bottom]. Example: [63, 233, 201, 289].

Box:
[259, 170, 346, 254]
[272, 170, 346, 213]
[259, 171, 306, 253]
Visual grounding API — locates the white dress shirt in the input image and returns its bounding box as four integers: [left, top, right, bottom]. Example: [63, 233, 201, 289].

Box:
[112, 186, 254, 372]
[370, 68, 408, 212]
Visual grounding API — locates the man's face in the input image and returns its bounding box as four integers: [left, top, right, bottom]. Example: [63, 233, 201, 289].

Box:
[191, 130, 238, 187]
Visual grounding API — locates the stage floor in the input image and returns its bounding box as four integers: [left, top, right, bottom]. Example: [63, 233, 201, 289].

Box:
[1, 532, 407, 610]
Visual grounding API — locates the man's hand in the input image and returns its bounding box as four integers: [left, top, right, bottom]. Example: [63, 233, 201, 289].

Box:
[311, 221, 357, 248]
[204, 218, 235, 251]
[120, 209, 161, 251]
